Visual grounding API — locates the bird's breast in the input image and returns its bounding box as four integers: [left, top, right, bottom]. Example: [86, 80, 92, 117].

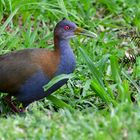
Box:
[55, 47, 76, 75]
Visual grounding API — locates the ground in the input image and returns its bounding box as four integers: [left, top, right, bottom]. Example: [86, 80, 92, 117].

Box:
[0, 0, 140, 139]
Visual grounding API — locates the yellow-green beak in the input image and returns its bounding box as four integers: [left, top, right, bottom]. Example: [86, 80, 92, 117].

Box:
[74, 27, 97, 38]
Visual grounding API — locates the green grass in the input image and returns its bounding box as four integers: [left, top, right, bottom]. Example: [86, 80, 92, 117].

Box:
[0, 0, 140, 139]
[0, 103, 140, 140]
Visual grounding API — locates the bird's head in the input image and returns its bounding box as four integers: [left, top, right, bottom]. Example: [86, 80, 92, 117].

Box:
[54, 19, 97, 40]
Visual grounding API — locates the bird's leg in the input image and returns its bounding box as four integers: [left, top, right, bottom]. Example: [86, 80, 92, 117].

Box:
[4, 95, 25, 113]
[4, 95, 19, 112]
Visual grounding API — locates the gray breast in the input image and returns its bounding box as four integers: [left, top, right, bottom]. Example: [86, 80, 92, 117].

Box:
[55, 46, 76, 75]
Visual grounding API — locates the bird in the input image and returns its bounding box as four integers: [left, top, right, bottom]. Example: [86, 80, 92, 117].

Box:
[0, 18, 97, 113]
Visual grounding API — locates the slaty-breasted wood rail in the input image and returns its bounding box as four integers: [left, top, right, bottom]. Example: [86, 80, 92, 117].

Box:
[0, 19, 97, 112]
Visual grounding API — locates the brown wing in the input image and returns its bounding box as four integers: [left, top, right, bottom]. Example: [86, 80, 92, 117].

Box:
[0, 49, 41, 93]
[0, 48, 60, 94]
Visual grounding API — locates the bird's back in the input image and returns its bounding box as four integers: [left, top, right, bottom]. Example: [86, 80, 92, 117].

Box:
[0, 48, 60, 94]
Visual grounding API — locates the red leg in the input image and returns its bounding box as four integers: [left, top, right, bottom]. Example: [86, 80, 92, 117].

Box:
[4, 95, 25, 113]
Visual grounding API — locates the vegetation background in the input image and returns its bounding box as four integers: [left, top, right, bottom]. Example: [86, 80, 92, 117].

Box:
[0, 0, 140, 139]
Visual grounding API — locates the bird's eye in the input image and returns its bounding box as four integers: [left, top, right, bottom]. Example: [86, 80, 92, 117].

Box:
[64, 25, 70, 30]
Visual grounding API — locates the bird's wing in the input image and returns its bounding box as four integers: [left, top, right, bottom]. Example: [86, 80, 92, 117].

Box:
[0, 49, 42, 93]
[0, 48, 60, 93]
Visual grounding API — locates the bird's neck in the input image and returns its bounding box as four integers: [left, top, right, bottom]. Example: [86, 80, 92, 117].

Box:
[54, 36, 72, 54]
[54, 37, 76, 75]
[54, 37, 70, 51]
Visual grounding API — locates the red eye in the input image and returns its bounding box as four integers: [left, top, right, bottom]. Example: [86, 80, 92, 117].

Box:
[64, 25, 70, 30]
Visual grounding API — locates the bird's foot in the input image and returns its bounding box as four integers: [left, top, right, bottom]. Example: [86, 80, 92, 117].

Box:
[4, 95, 25, 113]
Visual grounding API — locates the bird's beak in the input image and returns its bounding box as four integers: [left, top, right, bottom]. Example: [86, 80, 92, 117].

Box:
[74, 27, 97, 38]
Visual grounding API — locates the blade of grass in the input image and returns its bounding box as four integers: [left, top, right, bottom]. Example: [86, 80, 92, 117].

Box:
[47, 95, 74, 111]
[110, 56, 132, 102]
[0, 7, 19, 34]
[122, 69, 140, 94]
[43, 74, 74, 111]
[110, 55, 122, 84]
[43, 74, 74, 92]
[110, 55, 126, 101]
[91, 81, 117, 106]
[79, 47, 117, 106]
[57, 0, 68, 18]
[79, 47, 104, 87]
